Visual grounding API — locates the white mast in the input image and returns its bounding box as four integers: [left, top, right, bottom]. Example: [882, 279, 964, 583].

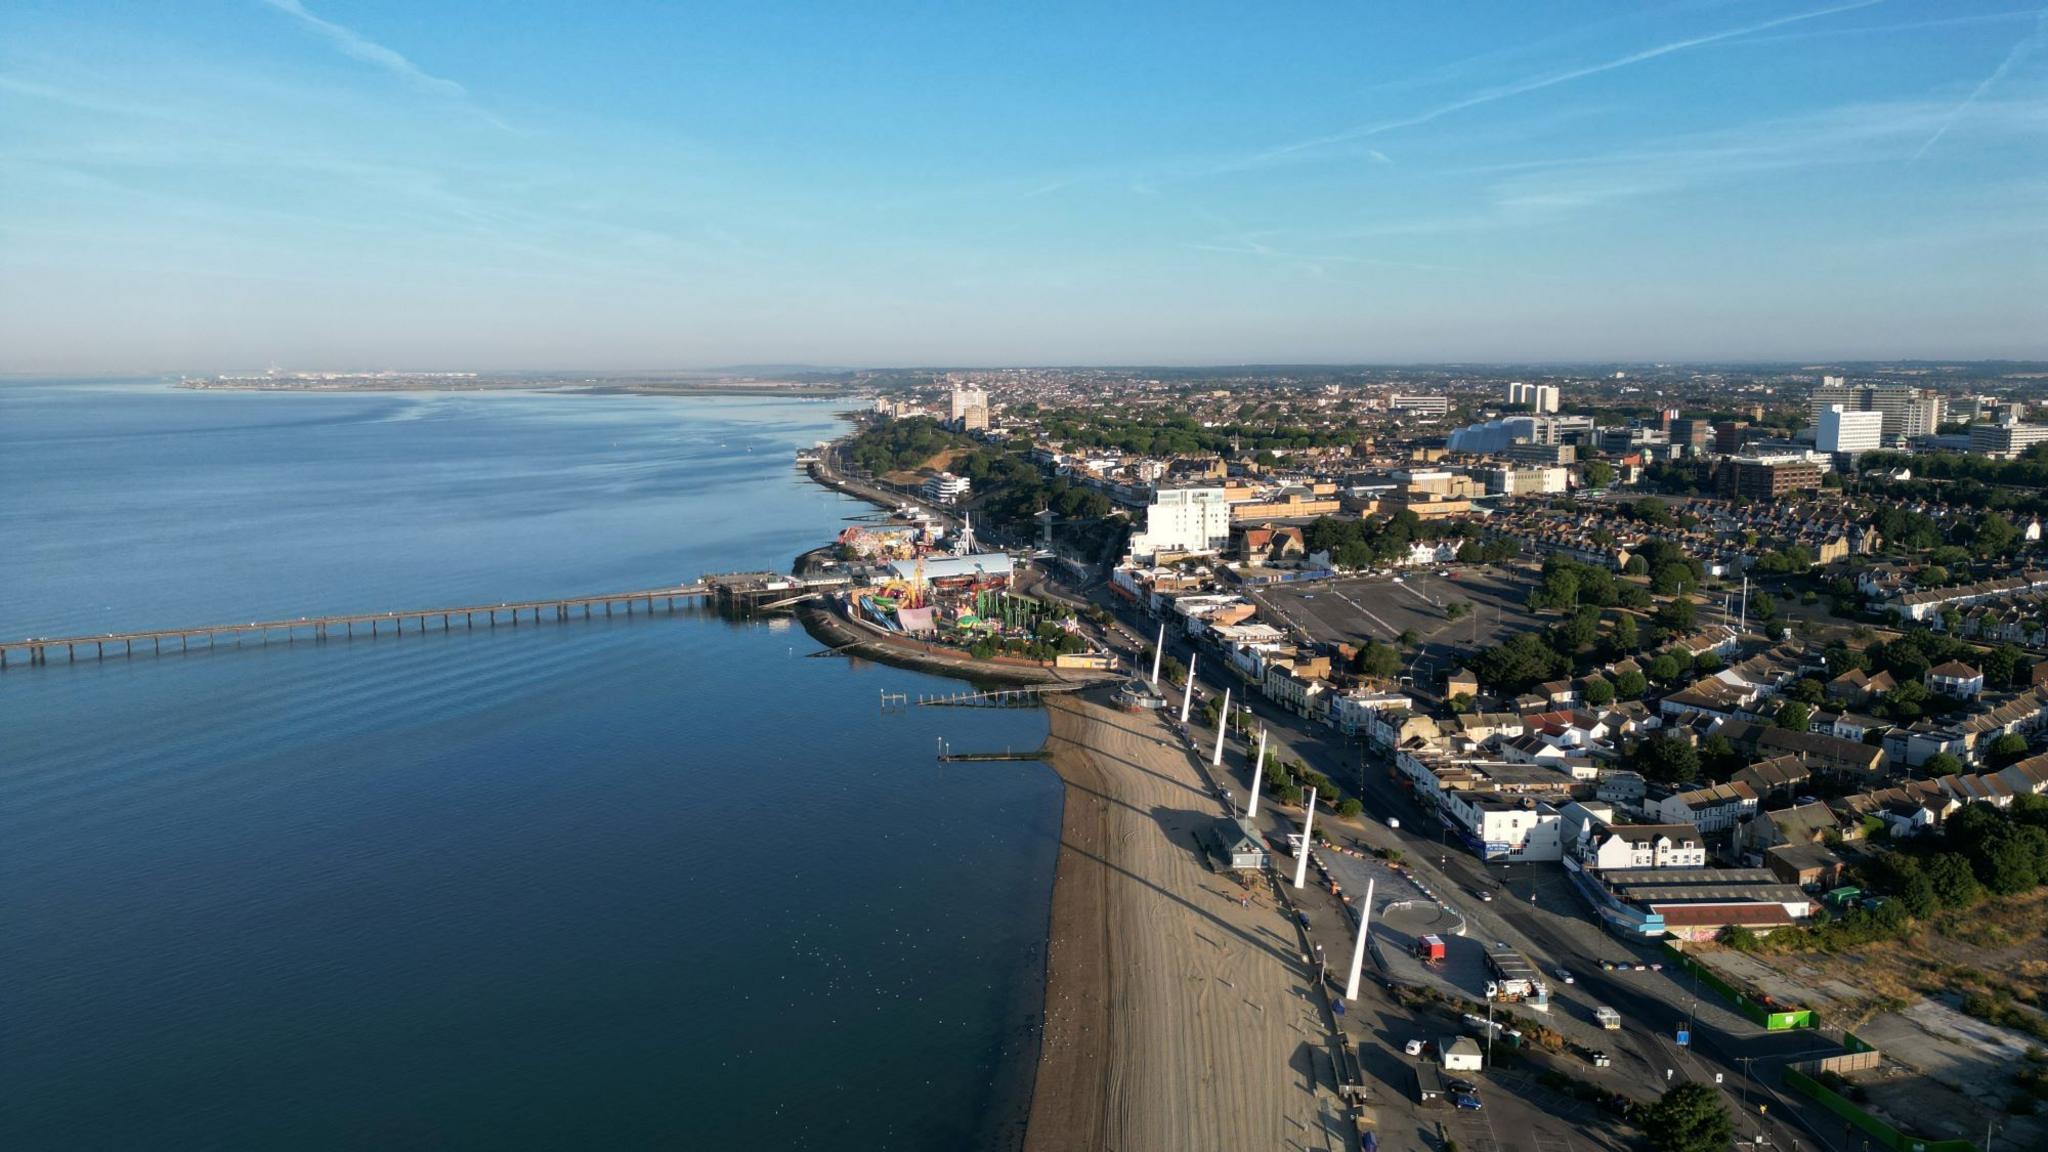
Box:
[1292, 788, 1317, 889]
[1739, 575, 1749, 634]
[1211, 687, 1231, 766]
[1179, 652, 1198, 723]
[1247, 728, 1268, 819]
[1344, 878, 1376, 1001]
[1150, 623, 1165, 686]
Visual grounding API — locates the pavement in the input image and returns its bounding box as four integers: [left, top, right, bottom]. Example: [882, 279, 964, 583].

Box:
[1057, 580, 1865, 1152]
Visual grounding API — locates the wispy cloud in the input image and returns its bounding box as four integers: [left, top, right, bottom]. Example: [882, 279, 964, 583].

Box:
[1217, 0, 1883, 174]
[256, 0, 468, 98]
[1912, 7, 2048, 160]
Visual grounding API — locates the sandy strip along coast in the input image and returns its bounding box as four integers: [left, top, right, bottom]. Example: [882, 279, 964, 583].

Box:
[1023, 693, 1350, 1152]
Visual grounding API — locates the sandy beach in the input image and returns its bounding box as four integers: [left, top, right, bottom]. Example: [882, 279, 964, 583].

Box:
[1023, 693, 1350, 1152]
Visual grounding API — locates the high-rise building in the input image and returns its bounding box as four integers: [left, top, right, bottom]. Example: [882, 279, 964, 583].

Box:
[950, 383, 990, 431]
[1817, 405, 1883, 457]
[1809, 383, 1945, 438]
[1129, 484, 1231, 559]
[1669, 418, 1711, 454]
[1505, 381, 1558, 412]
[1712, 421, 1751, 455]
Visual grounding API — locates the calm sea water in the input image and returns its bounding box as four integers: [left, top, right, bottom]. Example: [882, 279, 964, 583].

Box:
[0, 382, 1060, 1150]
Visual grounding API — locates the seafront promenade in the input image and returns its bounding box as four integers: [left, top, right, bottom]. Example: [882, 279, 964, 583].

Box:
[1025, 694, 1352, 1151]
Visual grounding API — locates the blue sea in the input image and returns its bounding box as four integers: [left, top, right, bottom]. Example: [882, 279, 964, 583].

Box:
[0, 381, 1060, 1150]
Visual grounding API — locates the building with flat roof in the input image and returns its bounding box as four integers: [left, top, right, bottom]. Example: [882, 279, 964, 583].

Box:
[1818, 404, 1883, 457]
[1129, 484, 1230, 559]
[1716, 458, 1822, 500]
[1970, 418, 2048, 459]
[1810, 382, 1945, 437]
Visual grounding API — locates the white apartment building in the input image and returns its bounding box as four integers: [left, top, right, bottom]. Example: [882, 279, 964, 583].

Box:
[1480, 466, 1569, 496]
[949, 383, 990, 432]
[922, 472, 972, 504]
[1817, 404, 1883, 456]
[1809, 383, 1945, 437]
[1438, 793, 1565, 861]
[1505, 382, 1561, 413]
[1128, 484, 1231, 559]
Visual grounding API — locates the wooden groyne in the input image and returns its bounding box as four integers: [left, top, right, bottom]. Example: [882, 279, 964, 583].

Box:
[1, 571, 850, 670]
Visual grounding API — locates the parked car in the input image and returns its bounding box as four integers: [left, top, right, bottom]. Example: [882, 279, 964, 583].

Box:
[1474, 888, 1493, 902]
[1452, 1093, 1484, 1111]
[1555, 967, 1574, 984]
[1447, 1079, 1478, 1094]
[1588, 1050, 1611, 1067]
[1404, 1039, 1425, 1056]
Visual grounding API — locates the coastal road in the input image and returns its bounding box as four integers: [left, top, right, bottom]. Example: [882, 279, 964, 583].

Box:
[1026, 694, 1357, 1152]
[1064, 584, 1841, 1151]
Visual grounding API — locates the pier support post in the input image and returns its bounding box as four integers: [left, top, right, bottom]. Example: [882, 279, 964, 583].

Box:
[1179, 652, 1198, 724]
[1293, 788, 1317, 890]
[1344, 878, 1375, 1001]
[1248, 728, 1267, 820]
[1149, 623, 1164, 687]
[1211, 688, 1231, 766]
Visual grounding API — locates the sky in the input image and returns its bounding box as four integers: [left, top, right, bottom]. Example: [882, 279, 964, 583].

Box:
[1, 1, 2045, 372]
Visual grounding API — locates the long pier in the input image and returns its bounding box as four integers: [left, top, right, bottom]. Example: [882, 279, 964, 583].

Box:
[1, 571, 849, 670]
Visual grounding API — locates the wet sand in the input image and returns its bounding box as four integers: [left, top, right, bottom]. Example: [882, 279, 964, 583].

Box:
[1023, 694, 1347, 1152]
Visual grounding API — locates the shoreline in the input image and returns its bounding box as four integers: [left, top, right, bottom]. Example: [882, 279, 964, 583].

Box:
[1019, 695, 1116, 1151]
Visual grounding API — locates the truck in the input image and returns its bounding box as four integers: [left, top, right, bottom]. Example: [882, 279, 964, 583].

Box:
[1415, 934, 1447, 963]
[1483, 947, 1547, 1001]
[1595, 1006, 1622, 1030]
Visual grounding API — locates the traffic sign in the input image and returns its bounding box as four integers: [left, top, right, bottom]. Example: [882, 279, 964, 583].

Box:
[1676, 1029, 1690, 1046]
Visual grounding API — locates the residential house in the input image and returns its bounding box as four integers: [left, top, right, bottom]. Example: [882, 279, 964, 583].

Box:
[1578, 822, 1707, 870]
[1926, 661, 1985, 700]
[1656, 782, 1760, 834]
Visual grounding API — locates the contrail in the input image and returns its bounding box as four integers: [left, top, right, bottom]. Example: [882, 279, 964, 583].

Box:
[1913, 7, 2048, 161]
[1243, 0, 1885, 167]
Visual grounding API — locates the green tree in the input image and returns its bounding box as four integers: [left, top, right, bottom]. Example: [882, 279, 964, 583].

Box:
[1927, 852, 1982, 908]
[1632, 734, 1701, 786]
[1582, 459, 1614, 488]
[1922, 752, 1964, 777]
[1657, 597, 1696, 632]
[1615, 668, 1648, 699]
[1610, 612, 1640, 654]
[1642, 1082, 1733, 1152]
[1355, 640, 1402, 680]
[1776, 701, 1812, 731]
[1338, 798, 1364, 818]
[1584, 678, 1616, 706]
[1988, 732, 2030, 767]
[1624, 554, 1650, 576]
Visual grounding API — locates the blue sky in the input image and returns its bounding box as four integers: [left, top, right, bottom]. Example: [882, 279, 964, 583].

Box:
[2, 1, 2044, 371]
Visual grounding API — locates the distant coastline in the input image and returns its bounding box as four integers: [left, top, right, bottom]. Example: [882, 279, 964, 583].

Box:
[175, 374, 856, 398]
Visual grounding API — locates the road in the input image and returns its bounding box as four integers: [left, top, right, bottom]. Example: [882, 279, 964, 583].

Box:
[1055, 571, 1856, 1152]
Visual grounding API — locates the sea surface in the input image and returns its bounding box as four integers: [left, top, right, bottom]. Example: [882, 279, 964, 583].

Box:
[0, 381, 1061, 1150]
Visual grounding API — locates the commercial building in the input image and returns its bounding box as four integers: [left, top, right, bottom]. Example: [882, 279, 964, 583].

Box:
[1817, 404, 1884, 457]
[1716, 457, 1823, 500]
[1668, 418, 1712, 455]
[1504, 442, 1576, 466]
[1809, 382, 1946, 438]
[1128, 483, 1231, 559]
[1389, 393, 1450, 416]
[1969, 418, 2048, 459]
[1479, 466, 1570, 496]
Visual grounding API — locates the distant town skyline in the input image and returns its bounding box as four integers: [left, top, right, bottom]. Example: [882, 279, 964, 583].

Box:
[3, 0, 2045, 373]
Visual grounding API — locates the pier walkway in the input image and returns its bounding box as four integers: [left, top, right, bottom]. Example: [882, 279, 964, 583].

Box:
[2, 571, 849, 670]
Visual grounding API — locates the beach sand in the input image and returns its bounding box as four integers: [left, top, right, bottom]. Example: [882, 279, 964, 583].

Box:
[1023, 694, 1347, 1152]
